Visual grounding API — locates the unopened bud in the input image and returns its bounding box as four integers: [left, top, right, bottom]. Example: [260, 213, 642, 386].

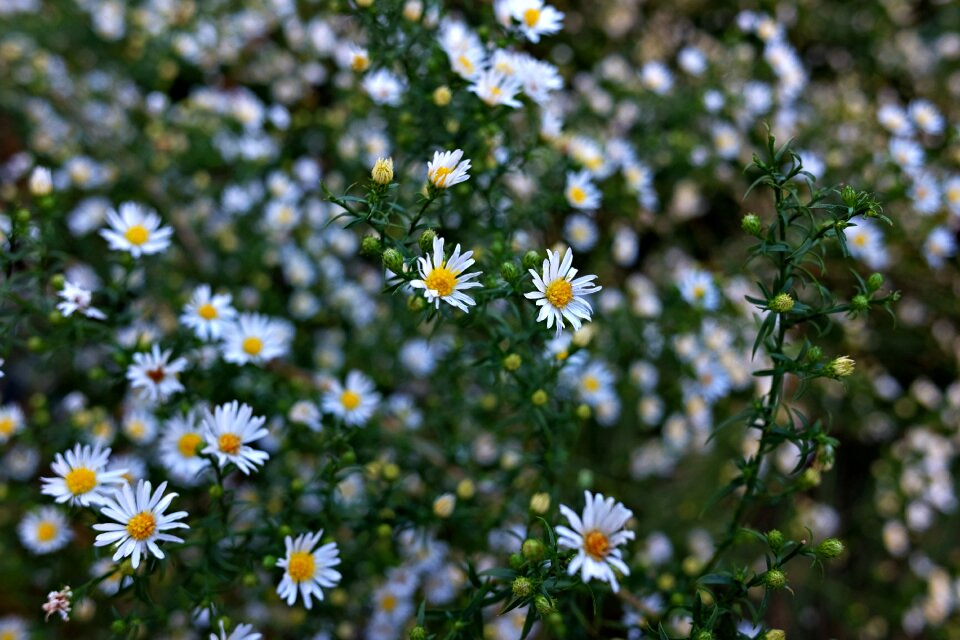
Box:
[529, 492, 550, 514]
[825, 356, 855, 378]
[29, 167, 52, 196]
[508, 553, 524, 570]
[512, 577, 533, 598]
[522, 539, 546, 562]
[850, 294, 870, 312]
[816, 538, 845, 559]
[741, 213, 762, 236]
[371, 157, 394, 185]
[867, 273, 884, 291]
[409, 626, 427, 640]
[695, 631, 714, 640]
[382, 248, 404, 275]
[503, 354, 522, 371]
[764, 569, 787, 589]
[534, 595, 555, 615]
[766, 529, 784, 552]
[361, 235, 382, 257]
[769, 293, 794, 313]
[418, 229, 437, 254]
[531, 389, 548, 406]
[433, 493, 456, 518]
[433, 86, 452, 106]
[765, 631, 786, 640]
[522, 250, 542, 272]
[500, 261, 520, 283]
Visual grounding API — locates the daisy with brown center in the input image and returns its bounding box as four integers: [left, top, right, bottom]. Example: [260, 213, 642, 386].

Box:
[41, 443, 129, 507]
[126, 344, 188, 404]
[525, 248, 602, 336]
[556, 490, 635, 592]
[18, 506, 73, 555]
[92, 479, 189, 569]
[276, 530, 342, 609]
[427, 149, 471, 190]
[410, 236, 483, 312]
[99, 202, 173, 258]
[181, 285, 237, 341]
[200, 401, 270, 475]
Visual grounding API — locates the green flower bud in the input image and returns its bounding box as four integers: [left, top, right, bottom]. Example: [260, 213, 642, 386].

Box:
[769, 293, 794, 313]
[534, 595, 556, 615]
[798, 467, 821, 489]
[531, 389, 548, 406]
[766, 529, 784, 552]
[741, 213, 762, 236]
[867, 273, 884, 291]
[15, 209, 30, 224]
[262, 555, 277, 568]
[278, 525, 292, 538]
[508, 553, 524, 570]
[409, 626, 428, 640]
[765, 631, 786, 640]
[503, 354, 522, 371]
[840, 185, 857, 207]
[764, 569, 787, 589]
[512, 576, 534, 598]
[27, 336, 44, 352]
[51, 274, 66, 290]
[340, 449, 357, 466]
[360, 235, 382, 257]
[110, 620, 126, 634]
[500, 261, 520, 283]
[522, 538, 546, 562]
[817, 538, 845, 559]
[418, 229, 437, 254]
[825, 355, 855, 378]
[371, 157, 394, 185]
[522, 250, 542, 272]
[407, 296, 426, 312]
[806, 346, 823, 362]
[209, 484, 224, 499]
[695, 631, 714, 640]
[382, 248, 404, 275]
[850, 294, 870, 312]
[575, 403, 591, 420]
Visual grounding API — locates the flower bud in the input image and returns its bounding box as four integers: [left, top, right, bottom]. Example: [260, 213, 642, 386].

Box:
[382, 248, 404, 275]
[512, 576, 533, 598]
[503, 354, 522, 371]
[433, 492, 456, 518]
[576, 403, 591, 420]
[409, 626, 427, 640]
[531, 389, 548, 406]
[361, 235, 382, 257]
[867, 273, 884, 291]
[407, 296, 426, 312]
[765, 631, 786, 640]
[500, 261, 519, 283]
[522, 250, 542, 271]
[806, 346, 823, 362]
[529, 492, 550, 514]
[763, 569, 787, 589]
[433, 86, 452, 106]
[769, 293, 794, 313]
[209, 484, 224, 499]
[29, 167, 52, 196]
[371, 157, 394, 185]
[798, 467, 821, 489]
[741, 213, 762, 236]
[816, 538, 845, 559]
[766, 529, 784, 552]
[508, 553, 524, 570]
[695, 631, 714, 640]
[522, 538, 546, 562]
[825, 355, 855, 378]
[418, 229, 437, 254]
[850, 294, 870, 312]
[51, 274, 66, 290]
[262, 555, 277, 568]
[840, 185, 857, 207]
[534, 595, 555, 615]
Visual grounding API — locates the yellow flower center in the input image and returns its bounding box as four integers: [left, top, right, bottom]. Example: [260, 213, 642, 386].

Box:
[569, 186, 586, 204]
[0, 416, 14, 435]
[287, 551, 315, 582]
[584, 529, 610, 560]
[582, 375, 600, 393]
[65, 467, 97, 495]
[692, 285, 706, 299]
[177, 432, 202, 457]
[242, 336, 263, 356]
[36, 521, 58, 542]
[457, 54, 474, 74]
[341, 390, 361, 411]
[852, 234, 867, 248]
[381, 593, 397, 612]
[948, 187, 960, 204]
[431, 166, 453, 187]
[545, 279, 574, 309]
[425, 266, 457, 297]
[198, 303, 218, 320]
[351, 54, 369, 72]
[219, 433, 242, 455]
[124, 225, 150, 245]
[127, 421, 145, 437]
[126, 511, 156, 541]
[523, 7, 541, 27]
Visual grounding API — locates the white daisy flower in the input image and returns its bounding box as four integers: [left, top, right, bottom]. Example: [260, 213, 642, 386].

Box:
[362, 68, 406, 106]
[29, 166, 53, 196]
[200, 401, 270, 475]
[18, 506, 73, 555]
[410, 236, 483, 312]
[121, 408, 159, 445]
[565, 170, 602, 211]
[564, 214, 599, 252]
[276, 530, 342, 609]
[556, 490, 635, 592]
[908, 99, 944, 136]
[221, 313, 292, 366]
[525, 248, 602, 336]
[508, 0, 564, 43]
[126, 344, 188, 403]
[0, 403, 25, 444]
[427, 149, 471, 189]
[288, 400, 323, 432]
[322, 370, 381, 427]
[92, 479, 189, 569]
[516, 56, 563, 104]
[468, 69, 523, 108]
[99, 202, 173, 257]
[210, 621, 262, 640]
[159, 412, 211, 485]
[0, 617, 28, 640]
[677, 269, 720, 310]
[181, 285, 237, 341]
[57, 280, 107, 320]
[41, 443, 129, 507]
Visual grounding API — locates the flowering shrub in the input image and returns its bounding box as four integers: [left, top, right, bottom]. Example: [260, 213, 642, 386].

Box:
[0, 1, 958, 639]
